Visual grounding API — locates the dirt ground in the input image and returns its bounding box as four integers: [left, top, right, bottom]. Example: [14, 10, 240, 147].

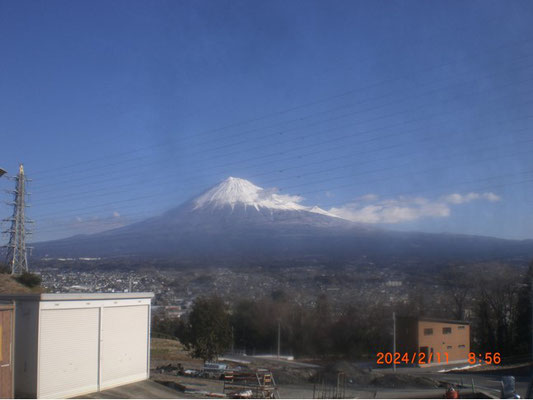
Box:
[151, 338, 203, 369]
[150, 338, 447, 398]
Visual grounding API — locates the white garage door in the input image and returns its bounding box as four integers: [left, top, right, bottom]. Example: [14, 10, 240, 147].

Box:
[39, 308, 99, 399]
[100, 305, 149, 389]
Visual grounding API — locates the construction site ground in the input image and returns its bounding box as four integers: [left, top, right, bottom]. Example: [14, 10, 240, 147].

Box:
[150, 338, 503, 398]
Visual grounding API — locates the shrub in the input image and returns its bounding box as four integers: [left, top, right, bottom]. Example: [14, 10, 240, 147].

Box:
[15, 271, 42, 288]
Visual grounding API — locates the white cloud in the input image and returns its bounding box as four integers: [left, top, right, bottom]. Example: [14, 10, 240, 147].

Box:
[329, 191, 501, 224]
[356, 193, 379, 202]
[257, 187, 305, 206]
[330, 198, 450, 224]
[484, 192, 501, 202]
[443, 192, 501, 204]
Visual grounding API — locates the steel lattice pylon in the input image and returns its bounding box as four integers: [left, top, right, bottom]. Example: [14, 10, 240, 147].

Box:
[3, 164, 32, 275]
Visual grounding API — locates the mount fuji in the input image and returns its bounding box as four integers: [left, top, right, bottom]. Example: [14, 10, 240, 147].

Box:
[32, 177, 533, 264]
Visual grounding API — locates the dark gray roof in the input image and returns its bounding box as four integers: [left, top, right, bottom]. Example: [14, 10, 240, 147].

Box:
[398, 316, 470, 325]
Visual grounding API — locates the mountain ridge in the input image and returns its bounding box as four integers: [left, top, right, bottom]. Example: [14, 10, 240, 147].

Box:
[31, 177, 533, 264]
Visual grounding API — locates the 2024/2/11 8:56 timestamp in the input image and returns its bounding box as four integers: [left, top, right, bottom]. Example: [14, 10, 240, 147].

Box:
[468, 352, 501, 364]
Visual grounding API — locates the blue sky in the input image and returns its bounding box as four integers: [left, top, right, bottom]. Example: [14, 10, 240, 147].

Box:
[1, 0, 533, 241]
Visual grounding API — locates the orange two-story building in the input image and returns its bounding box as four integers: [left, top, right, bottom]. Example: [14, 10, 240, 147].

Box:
[396, 317, 470, 366]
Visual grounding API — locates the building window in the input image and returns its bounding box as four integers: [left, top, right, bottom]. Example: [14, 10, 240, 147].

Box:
[424, 328, 433, 335]
[458, 344, 465, 348]
[447, 345, 453, 349]
[458, 325, 465, 329]
[443, 327, 452, 334]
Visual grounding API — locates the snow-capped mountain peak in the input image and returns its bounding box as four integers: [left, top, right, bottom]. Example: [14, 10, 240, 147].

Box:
[193, 177, 339, 216]
[194, 177, 264, 209]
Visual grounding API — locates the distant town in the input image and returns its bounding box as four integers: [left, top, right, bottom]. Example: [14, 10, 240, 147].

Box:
[36, 259, 411, 309]
[34, 256, 526, 321]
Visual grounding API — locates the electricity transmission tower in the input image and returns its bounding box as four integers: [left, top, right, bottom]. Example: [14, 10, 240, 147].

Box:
[3, 164, 32, 275]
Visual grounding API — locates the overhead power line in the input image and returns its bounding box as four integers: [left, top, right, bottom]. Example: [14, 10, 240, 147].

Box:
[32, 118, 533, 209]
[30, 81, 533, 204]
[30, 65, 533, 195]
[30, 35, 533, 180]
[32, 135, 533, 228]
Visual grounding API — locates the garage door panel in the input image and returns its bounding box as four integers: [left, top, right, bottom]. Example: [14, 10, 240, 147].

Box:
[101, 305, 149, 389]
[39, 308, 99, 398]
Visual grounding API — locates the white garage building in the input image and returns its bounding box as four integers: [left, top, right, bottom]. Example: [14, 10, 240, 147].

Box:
[0, 292, 153, 399]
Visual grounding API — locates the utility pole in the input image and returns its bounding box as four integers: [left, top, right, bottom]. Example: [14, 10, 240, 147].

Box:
[231, 326, 235, 355]
[3, 164, 32, 275]
[277, 320, 281, 359]
[393, 311, 397, 372]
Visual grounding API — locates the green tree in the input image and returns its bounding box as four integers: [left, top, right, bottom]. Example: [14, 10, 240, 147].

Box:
[311, 294, 333, 357]
[179, 296, 232, 361]
[0, 262, 10, 274]
[151, 315, 186, 339]
[15, 271, 42, 288]
[232, 299, 262, 353]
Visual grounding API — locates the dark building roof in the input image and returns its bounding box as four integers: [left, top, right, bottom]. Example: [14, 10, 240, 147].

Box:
[398, 316, 470, 325]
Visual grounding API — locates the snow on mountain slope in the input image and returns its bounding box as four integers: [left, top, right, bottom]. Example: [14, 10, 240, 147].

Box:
[193, 177, 338, 217]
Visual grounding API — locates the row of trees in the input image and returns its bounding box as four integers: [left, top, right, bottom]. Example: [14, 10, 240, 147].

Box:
[230, 293, 391, 359]
[153, 293, 394, 361]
